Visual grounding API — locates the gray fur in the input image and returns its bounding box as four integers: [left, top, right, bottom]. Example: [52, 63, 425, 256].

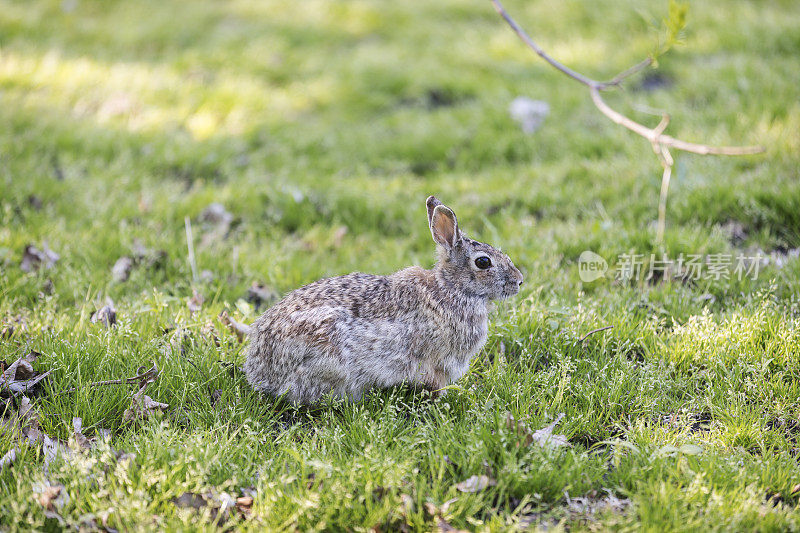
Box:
[244, 196, 523, 404]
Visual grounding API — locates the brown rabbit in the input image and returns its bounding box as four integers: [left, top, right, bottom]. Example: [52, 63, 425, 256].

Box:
[244, 196, 523, 404]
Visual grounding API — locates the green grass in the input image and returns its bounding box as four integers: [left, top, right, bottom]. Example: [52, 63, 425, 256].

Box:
[1, 0, 800, 530]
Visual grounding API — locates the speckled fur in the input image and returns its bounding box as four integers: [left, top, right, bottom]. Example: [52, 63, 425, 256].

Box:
[244, 196, 523, 404]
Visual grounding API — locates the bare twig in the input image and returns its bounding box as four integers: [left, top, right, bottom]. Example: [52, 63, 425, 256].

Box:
[587, 88, 763, 156]
[218, 311, 251, 343]
[58, 361, 158, 396]
[491, 0, 765, 242]
[579, 325, 614, 343]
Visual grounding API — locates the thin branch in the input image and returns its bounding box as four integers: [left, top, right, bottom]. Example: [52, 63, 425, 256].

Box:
[491, 0, 596, 87]
[491, 0, 765, 242]
[218, 310, 251, 343]
[579, 325, 614, 343]
[605, 58, 653, 88]
[588, 88, 763, 156]
[58, 361, 158, 396]
[656, 145, 674, 244]
[491, 0, 647, 91]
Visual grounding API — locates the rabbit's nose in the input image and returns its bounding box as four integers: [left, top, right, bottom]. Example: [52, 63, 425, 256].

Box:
[513, 266, 523, 284]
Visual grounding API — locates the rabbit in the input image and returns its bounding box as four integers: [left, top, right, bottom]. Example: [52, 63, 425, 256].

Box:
[244, 196, 523, 404]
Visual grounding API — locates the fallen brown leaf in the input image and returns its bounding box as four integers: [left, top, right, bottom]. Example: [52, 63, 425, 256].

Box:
[246, 282, 278, 309]
[0, 446, 19, 473]
[131, 240, 168, 270]
[71, 417, 91, 450]
[20, 244, 59, 272]
[399, 494, 415, 516]
[37, 484, 64, 511]
[530, 414, 570, 448]
[1, 352, 50, 398]
[122, 384, 169, 424]
[210, 389, 223, 407]
[172, 490, 238, 523]
[564, 490, 631, 517]
[506, 412, 571, 450]
[91, 302, 117, 328]
[112, 256, 134, 282]
[172, 492, 207, 510]
[2, 351, 39, 382]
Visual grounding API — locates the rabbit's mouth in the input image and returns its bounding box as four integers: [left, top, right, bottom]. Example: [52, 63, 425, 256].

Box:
[500, 283, 521, 299]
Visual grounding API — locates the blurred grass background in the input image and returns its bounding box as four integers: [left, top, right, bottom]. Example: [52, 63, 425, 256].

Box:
[1, 0, 800, 530]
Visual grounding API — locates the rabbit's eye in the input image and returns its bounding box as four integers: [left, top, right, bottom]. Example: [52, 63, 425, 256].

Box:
[474, 256, 492, 269]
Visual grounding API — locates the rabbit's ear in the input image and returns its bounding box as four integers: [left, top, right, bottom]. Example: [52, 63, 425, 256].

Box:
[426, 195, 443, 227]
[430, 204, 460, 249]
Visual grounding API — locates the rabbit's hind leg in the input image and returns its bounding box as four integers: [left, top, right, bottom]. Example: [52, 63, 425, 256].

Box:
[290, 356, 349, 404]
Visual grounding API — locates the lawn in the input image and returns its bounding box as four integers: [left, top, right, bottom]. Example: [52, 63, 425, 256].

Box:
[1, 0, 800, 530]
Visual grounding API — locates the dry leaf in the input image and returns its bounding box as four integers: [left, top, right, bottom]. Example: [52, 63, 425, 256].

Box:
[199, 203, 233, 227]
[91, 302, 117, 328]
[173, 492, 207, 510]
[792, 483, 800, 496]
[20, 244, 59, 272]
[0, 398, 72, 472]
[507, 412, 571, 450]
[399, 494, 415, 516]
[246, 282, 278, 309]
[41, 279, 55, 295]
[122, 385, 169, 424]
[131, 240, 168, 270]
[2, 351, 38, 382]
[1, 353, 50, 398]
[564, 490, 631, 517]
[112, 256, 134, 282]
[425, 497, 457, 518]
[72, 417, 91, 450]
[173, 491, 238, 522]
[0, 446, 19, 473]
[455, 475, 496, 493]
[530, 413, 570, 448]
[424, 502, 439, 516]
[425, 498, 465, 533]
[37, 484, 64, 511]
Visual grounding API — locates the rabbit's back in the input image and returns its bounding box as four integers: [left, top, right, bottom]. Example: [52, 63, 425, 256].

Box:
[245, 268, 488, 403]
